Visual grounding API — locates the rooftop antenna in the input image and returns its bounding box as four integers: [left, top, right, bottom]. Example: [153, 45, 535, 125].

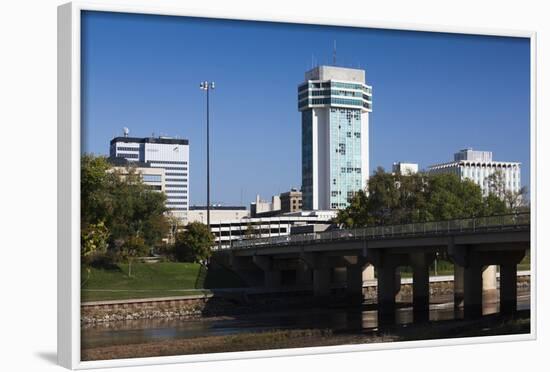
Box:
[333, 40, 337, 66]
[123, 127, 129, 137]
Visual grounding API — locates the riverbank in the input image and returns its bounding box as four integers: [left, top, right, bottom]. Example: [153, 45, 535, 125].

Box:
[81, 310, 530, 361]
[81, 274, 530, 324]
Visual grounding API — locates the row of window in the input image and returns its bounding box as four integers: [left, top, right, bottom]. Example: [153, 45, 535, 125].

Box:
[165, 172, 188, 176]
[117, 147, 139, 152]
[165, 178, 188, 182]
[142, 174, 162, 183]
[117, 153, 139, 159]
[167, 196, 188, 200]
[149, 160, 187, 165]
[167, 207, 188, 210]
[154, 166, 188, 171]
[165, 189, 187, 194]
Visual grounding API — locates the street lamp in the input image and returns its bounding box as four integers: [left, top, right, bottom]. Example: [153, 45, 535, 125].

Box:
[199, 81, 215, 231]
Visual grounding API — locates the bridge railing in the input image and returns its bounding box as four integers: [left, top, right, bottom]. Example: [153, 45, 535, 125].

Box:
[229, 212, 530, 250]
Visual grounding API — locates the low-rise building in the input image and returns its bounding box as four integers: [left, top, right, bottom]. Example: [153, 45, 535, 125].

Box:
[427, 148, 521, 196]
[392, 162, 419, 175]
[187, 205, 249, 224]
[210, 210, 338, 249]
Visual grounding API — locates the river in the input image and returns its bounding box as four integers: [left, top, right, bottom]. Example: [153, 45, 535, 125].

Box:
[81, 290, 530, 350]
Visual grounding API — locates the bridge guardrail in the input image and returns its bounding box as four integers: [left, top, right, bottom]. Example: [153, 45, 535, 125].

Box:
[228, 212, 530, 250]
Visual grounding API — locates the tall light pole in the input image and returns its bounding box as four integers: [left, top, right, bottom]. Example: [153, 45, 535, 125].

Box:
[199, 81, 215, 231]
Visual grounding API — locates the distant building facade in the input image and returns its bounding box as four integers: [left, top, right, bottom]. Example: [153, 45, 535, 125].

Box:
[392, 162, 419, 175]
[280, 189, 303, 213]
[298, 65, 373, 211]
[110, 133, 189, 220]
[210, 210, 338, 249]
[108, 157, 166, 192]
[251, 189, 303, 217]
[187, 205, 249, 225]
[250, 194, 281, 218]
[427, 148, 521, 196]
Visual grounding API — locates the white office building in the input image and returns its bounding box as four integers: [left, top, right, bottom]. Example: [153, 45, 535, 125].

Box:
[427, 148, 521, 196]
[392, 162, 419, 175]
[298, 65, 372, 210]
[110, 133, 190, 220]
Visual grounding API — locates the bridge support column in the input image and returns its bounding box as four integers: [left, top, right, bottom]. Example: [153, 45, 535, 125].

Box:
[377, 264, 398, 325]
[296, 264, 313, 286]
[253, 256, 281, 288]
[313, 268, 331, 297]
[463, 263, 483, 319]
[346, 265, 364, 303]
[500, 263, 517, 315]
[411, 252, 432, 322]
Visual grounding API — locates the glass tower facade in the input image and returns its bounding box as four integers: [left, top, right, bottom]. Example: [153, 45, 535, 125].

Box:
[298, 66, 372, 210]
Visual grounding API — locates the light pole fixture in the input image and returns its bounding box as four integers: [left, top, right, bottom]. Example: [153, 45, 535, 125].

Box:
[199, 81, 215, 231]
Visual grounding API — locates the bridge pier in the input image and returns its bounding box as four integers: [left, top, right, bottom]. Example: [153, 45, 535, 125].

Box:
[500, 263, 518, 315]
[313, 268, 331, 297]
[377, 263, 398, 324]
[253, 256, 281, 288]
[301, 253, 333, 298]
[410, 252, 433, 322]
[296, 263, 313, 286]
[346, 265, 364, 303]
[463, 262, 483, 319]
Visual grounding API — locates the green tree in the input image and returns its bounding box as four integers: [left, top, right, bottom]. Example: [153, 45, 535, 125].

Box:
[81, 220, 110, 262]
[80, 154, 170, 265]
[174, 222, 214, 263]
[119, 236, 149, 277]
[336, 169, 507, 229]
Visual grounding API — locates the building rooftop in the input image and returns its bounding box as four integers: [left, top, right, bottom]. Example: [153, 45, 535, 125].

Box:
[304, 65, 365, 83]
[111, 136, 189, 146]
[189, 206, 248, 211]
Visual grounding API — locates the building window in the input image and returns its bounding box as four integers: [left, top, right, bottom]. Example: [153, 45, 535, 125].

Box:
[142, 174, 162, 183]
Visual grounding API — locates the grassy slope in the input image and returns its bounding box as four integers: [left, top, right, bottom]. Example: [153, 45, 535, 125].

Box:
[81, 262, 245, 302]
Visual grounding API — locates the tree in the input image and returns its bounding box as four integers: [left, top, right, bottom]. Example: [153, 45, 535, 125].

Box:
[174, 222, 214, 263]
[486, 169, 528, 213]
[80, 154, 170, 266]
[119, 236, 149, 277]
[336, 168, 506, 229]
[81, 220, 110, 263]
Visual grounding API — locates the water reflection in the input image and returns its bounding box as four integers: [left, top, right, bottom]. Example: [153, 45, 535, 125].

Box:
[81, 290, 530, 350]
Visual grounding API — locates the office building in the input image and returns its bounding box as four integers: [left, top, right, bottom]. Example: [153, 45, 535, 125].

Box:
[280, 188, 303, 213]
[251, 188, 303, 217]
[392, 162, 419, 175]
[298, 65, 373, 210]
[110, 132, 190, 220]
[427, 148, 521, 196]
[108, 157, 166, 192]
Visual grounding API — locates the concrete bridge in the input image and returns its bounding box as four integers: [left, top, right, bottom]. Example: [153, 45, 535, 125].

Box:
[213, 213, 530, 323]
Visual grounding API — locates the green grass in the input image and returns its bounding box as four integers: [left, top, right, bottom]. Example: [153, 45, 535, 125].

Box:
[81, 262, 246, 302]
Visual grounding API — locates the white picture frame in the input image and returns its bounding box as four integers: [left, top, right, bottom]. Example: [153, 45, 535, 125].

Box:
[58, 1, 537, 369]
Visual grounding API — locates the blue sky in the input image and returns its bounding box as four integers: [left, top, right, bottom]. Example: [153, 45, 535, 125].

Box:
[81, 11, 531, 206]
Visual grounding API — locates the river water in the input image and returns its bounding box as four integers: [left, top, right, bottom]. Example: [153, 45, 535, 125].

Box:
[81, 290, 530, 350]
